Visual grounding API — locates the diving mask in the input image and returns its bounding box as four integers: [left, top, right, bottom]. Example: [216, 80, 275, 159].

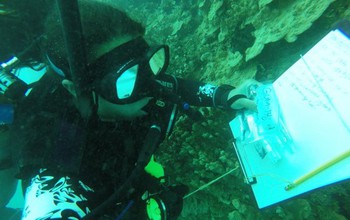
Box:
[47, 37, 170, 104]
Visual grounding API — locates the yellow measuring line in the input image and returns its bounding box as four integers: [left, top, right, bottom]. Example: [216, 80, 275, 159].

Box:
[285, 149, 350, 191]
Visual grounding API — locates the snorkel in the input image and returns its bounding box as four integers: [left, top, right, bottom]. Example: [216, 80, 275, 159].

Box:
[56, 0, 94, 120]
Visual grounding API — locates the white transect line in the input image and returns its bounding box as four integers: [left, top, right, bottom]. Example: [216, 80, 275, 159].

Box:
[183, 166, 240, 199]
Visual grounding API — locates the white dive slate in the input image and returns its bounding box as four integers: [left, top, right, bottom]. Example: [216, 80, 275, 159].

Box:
[230, 24, 350, 208]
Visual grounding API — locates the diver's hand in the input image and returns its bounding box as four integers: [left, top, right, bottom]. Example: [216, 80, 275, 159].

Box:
[227, 79, 261, 111]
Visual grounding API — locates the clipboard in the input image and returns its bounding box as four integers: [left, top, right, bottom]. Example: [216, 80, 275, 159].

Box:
[230, 21, 350, 208]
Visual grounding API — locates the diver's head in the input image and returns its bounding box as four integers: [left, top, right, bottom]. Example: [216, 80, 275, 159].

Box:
[44, 0, 169, 120]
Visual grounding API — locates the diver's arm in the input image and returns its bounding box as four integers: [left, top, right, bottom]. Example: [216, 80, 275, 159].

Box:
[156, 74, 257, 110]
[175, 77, 234, 108]
[156, 74, 231, 107]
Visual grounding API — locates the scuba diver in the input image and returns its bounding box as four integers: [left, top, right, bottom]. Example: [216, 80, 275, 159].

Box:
[1, 0, 258, 219]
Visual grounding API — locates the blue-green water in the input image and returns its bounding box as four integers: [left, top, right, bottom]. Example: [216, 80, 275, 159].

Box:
[1, 0, 350, 219]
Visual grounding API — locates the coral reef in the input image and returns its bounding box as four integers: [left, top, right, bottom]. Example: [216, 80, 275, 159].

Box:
[103, 0, 350, 218]
[244, 0, 336, 61]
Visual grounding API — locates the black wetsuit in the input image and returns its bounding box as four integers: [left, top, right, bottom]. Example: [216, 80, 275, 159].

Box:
[9, 71, 233, 219]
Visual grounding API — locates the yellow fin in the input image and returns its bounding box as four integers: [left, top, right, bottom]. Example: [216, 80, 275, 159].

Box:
[144, 155, 165, 183]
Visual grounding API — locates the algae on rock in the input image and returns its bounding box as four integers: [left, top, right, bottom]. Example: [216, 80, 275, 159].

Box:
[244, 0, 335, 61]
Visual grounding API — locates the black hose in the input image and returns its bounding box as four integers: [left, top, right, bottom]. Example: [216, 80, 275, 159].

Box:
[56, 0, 93, 120]
[82, 125, 162, 219]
